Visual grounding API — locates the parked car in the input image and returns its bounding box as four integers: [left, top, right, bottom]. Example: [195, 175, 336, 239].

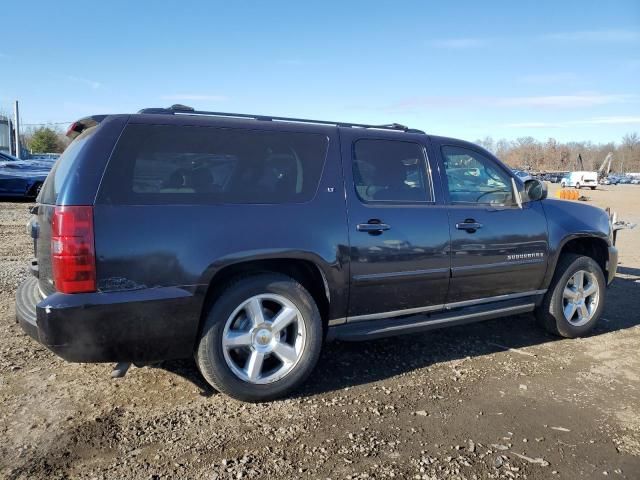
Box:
[0, 151, 53, 198]
[542, 173, 563, 183]
[560, 171, 598, 190]
[16, 106, 620, 401]
[512, 169, 533, 182]
[28, 153, 60, 162]
[607, 175, 621, 185]
[619, 177, 633, 184]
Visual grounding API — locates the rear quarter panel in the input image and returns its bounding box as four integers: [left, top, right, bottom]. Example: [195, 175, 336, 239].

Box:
[92, 131, 349, 333]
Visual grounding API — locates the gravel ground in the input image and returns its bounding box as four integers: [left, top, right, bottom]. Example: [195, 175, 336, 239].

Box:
[1, 185, 639, 480]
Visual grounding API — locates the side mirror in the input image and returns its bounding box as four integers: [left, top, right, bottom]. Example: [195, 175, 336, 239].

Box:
[524, 179, 547, 202]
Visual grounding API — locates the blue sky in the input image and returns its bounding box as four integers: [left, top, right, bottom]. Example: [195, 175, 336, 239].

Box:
[1, 0, 639, 144]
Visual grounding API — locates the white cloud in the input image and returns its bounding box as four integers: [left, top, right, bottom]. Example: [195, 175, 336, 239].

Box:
[496, 93, 635, 108]
[505, 122, 558, 128]
[518, 73, 577, 85]
[428, 37, 490, 49]
[580, 116, 640, 125]
[160, 94, 227, 101]
[505, 116, 640, 128]
[387, 93, 638, 111]
[542, 29, 640, 42]
[66, 75, 102, 89]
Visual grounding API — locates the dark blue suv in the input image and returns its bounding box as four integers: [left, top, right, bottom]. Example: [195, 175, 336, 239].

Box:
[16, 106, 619, 401]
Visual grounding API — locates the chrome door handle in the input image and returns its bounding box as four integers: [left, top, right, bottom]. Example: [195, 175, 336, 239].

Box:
[456, 221, 483, 231]
[357, 222, 391, 233]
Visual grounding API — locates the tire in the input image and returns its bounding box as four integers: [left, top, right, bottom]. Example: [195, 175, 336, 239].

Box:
[575, 183, 580, 189]
[535, 254, 606, 338]
[27, 182, 43, 199]
[590, 186, 596, 190]
[196, 273, 323, 402]
[560, 182, 566, 188]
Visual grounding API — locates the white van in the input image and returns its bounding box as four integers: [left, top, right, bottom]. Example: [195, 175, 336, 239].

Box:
[560, 171, 598, 190]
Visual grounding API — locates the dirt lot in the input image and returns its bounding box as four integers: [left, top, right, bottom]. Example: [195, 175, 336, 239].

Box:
[1, 184, 639, 480]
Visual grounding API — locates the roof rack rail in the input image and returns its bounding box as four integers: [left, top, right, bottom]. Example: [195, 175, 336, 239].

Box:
[137, 105, 425, 134]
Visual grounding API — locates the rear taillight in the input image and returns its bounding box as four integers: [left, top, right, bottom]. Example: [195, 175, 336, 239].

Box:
[51, 206, 96, 294]
[65, 122, 79, 137]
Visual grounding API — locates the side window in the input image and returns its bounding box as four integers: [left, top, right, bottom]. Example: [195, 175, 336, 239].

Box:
[39, 126, 97, 205]
[99, 125, 328, 205]
[352, 139, 432, 203]
[441, 146, 514, 205]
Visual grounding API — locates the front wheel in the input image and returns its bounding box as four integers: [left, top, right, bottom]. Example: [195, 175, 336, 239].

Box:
[196, 273, 323, 402]
[535, 254, 605, 338]
[590, 186, 596, 190]
[575, 183, 581, 189]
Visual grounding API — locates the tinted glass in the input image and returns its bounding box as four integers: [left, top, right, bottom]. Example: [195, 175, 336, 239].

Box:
[352, 139, 431, 202]
[441, 146, 514, 205]
[99, 124, 329, 205]
[39, 126, 97, 205]
[0, 152, 20, 162]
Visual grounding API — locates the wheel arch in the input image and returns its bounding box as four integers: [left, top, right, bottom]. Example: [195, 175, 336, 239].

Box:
[543, 235, 609, 289]
[196, 255, 334, 340]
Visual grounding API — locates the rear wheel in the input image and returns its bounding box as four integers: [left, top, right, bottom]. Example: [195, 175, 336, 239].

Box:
[196, 273, 323, 402]
[27, 182, 43, 198]
[535, 254, 605, 337]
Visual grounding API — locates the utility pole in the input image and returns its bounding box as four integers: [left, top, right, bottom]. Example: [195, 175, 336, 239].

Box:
[13, 100, 21, 159]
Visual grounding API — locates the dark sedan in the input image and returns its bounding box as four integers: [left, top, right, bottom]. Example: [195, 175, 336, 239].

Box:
[0, 152, 54, 198]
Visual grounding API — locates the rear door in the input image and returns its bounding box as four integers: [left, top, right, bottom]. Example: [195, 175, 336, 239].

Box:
[435, 142, 549, 304]
[341, 129, 451, 320]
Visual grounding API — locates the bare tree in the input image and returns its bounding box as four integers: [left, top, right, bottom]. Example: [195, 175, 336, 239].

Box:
[621, 133, 640, 173]
[474, 132, 640, 173]
[622, 132, 639, 149]
[475, 136, 495, 153]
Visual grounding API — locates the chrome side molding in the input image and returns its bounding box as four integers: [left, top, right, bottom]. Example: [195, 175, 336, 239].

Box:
[342, 289, 546, 324]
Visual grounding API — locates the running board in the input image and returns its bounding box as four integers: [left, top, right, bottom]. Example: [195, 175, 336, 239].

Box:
[328, 300, 535, 342]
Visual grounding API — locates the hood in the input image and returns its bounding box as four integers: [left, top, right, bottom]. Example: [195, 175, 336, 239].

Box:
[0, 159, 52, 179]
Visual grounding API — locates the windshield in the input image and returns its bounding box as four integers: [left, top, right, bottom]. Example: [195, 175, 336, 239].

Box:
[0, 152, 20, 162]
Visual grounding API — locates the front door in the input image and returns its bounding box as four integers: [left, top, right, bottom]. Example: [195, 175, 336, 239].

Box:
[436, 143, 549, 304]
[341, 130, 451, 320]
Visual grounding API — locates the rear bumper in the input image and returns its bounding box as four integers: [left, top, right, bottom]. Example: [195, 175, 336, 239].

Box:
[16, 276, 40, 341]
[16, 276, 203, 363]
[607, 245, 618, 285]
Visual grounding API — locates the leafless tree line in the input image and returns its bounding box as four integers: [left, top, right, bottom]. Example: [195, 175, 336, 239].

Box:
[476, 132, 640, 174]
[8, 116, 640, 174]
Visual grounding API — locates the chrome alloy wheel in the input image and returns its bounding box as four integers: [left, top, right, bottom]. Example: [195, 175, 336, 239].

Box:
[562, 270, 599, 326]
[222, 294, 306, 384]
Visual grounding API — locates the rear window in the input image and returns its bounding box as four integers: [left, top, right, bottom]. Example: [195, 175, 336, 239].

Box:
[39, 127, 97, 205]
[98, 124, 329, 205]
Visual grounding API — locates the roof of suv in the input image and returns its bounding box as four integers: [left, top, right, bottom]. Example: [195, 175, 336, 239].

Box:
[69, 108, 429, 140]
[69, 107, 495, 158]
[133, 104, 426, 134]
